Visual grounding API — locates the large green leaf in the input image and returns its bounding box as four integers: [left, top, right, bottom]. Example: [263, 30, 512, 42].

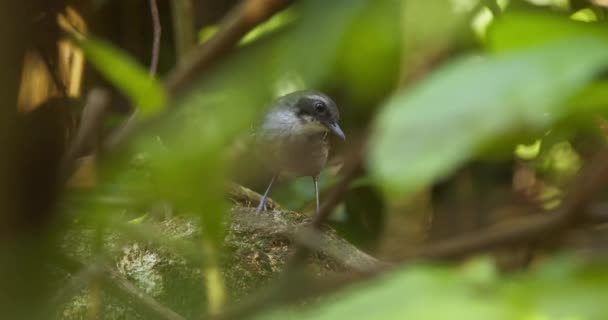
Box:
[257, 258, 608, 320]
[369, 36, 608, 195]
[77, 36, 167, 116]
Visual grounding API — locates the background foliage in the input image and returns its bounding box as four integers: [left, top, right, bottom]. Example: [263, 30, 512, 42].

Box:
[4, 0, 608, 319]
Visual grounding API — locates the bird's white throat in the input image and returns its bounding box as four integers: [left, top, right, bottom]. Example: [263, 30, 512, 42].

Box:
[263, 109, 327, 137]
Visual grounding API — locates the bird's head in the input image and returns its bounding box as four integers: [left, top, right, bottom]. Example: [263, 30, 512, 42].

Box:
[276, 90, 345, 140]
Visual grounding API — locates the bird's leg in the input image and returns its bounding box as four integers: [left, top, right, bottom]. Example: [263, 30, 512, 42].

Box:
[313, 175, 320, 216]
[256, 173, 277, 213]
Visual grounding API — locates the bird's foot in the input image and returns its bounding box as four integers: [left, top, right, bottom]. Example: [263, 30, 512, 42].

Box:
[255, 200, 267, 213]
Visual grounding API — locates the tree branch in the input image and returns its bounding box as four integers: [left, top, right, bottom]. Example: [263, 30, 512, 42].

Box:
[165, 0, 294, 96]
[405, 147, 608, 261]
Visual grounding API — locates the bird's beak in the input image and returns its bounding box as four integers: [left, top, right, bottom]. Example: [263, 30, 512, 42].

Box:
[327, 122, 346, 140]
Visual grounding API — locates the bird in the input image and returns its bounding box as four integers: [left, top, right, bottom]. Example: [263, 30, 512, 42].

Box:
[255, 90, 345, 216]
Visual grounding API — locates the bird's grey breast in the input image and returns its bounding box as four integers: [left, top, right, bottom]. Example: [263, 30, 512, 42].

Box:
[256, 108, 329, 177]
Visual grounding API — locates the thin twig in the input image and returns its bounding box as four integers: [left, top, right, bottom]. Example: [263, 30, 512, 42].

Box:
[102, 109, 139, 152]
[60, 88, 110, 182]
[149, 0, 162, 77]
[282, 135, 368, 270]
[102, 0, 162, 153]
[312, 137, 367, 228]
[103, 0, 293, 153]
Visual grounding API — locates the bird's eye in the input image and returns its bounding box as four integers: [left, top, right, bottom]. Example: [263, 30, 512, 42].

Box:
[314, 101, 326, 113]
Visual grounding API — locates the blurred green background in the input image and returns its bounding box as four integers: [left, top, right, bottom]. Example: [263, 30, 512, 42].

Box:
[4, 0, 608, 319]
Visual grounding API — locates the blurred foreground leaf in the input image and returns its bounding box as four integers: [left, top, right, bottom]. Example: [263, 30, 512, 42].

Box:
[571, 81, 608, 115]
[258, 258, 608, 320]
[333, 0, 401, 108]
[77, 36, 167, 116]
[369, 36, 608, 195]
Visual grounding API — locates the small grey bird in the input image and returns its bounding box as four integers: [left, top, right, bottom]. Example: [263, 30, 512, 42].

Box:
[255, 90, 345, 215]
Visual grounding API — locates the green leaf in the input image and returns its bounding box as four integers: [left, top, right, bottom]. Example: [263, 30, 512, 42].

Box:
[260, 260, 503, 320]
[570, 81, 608, 115]
[369, 36, 608, 195]
[487, 12, 608, 52]
[257, 258, 608, 320]
[76, 36, 167, 116]
[240, 8, 296, 45]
